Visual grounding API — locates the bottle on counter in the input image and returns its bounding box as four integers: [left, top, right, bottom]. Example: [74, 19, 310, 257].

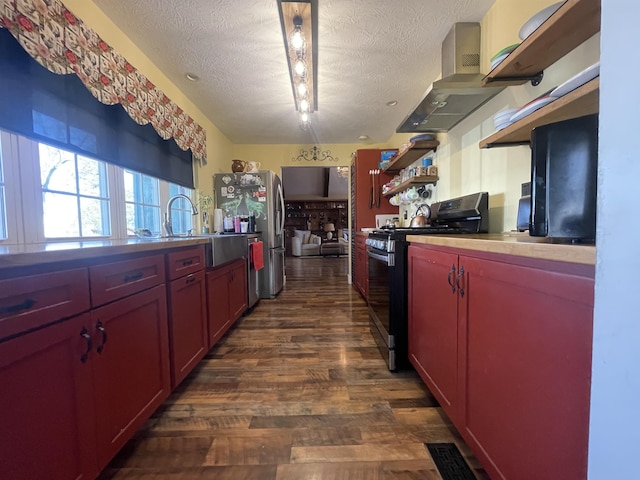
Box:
[234, 216, 241, 233]
[223, 212, 234, 232]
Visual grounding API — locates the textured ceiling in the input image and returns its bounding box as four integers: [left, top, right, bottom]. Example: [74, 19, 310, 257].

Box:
[92, 0, 496, 145]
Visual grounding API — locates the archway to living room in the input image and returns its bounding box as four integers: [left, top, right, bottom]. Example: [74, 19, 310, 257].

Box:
[281, 166, 350, 261]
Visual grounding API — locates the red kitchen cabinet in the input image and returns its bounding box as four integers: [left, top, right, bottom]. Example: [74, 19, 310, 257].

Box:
[354, 234, 369, 301]
[458, 255, 593, 480]
[168, 269, 207, 387]
[206, 258, 247, 348]
[166, 246, 208, 387]
[407, 244, 594, 480]
[90, 284, 171, 469]
[0, 267, 90, 339]
[351, 149, 397, 232]
[407, 246, 459, 423]
[0, 313, 98, 480]
[352, 149, 396, 299]
[229, 259, 247, 320]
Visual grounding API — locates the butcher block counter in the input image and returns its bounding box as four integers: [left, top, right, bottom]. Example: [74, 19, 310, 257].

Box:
[407, 232, 595, 266]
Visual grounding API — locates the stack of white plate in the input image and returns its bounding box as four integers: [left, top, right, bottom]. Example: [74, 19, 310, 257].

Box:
[510, 95, 556, 123]
[494, 109, 518, 131]
[519, 2, 564, 40]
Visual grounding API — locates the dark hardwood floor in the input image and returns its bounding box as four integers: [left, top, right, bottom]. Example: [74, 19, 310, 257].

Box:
[99, 256, 487, 480]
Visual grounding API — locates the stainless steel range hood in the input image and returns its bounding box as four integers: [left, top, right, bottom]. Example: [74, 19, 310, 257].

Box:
[397, 23, 505, 133]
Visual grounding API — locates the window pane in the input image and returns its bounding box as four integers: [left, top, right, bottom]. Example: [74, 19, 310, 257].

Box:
[168, 184, 194, 235]
[77, 155, 108, 197]
[142, 175, 159, 204]
[142, 205, 161, 233]
[39, 144, 76, 193]
[43, 192, 79, 237]
[39, 143, 110, 239]
[80, 197, 110, 236]
[124, 170, 161, 235]
[124, 170, 135, 202]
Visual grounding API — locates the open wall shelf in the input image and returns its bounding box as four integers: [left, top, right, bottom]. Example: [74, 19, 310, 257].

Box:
[482, 0, 601, 87]
[383, 140, 439, 173]
[480, 77, 599, 148]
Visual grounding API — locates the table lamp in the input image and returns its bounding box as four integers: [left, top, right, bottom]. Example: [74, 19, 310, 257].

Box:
[324, 223, 335, 240]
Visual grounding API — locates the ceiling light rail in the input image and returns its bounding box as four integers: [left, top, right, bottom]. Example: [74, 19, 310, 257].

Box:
[277, 0, 318, 129]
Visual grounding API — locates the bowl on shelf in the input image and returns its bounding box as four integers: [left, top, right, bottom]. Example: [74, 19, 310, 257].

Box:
[490, 43, 520, 70]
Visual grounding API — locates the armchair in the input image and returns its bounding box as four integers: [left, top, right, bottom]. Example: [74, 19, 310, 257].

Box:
[291, 230, 322, 256]
[337, 228, 350, 255]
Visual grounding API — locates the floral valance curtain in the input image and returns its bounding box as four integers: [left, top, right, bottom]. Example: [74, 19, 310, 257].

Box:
[0, 0, 206, 163]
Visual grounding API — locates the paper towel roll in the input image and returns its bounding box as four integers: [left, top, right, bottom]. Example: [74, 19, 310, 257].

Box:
[213, 209, 224, 233]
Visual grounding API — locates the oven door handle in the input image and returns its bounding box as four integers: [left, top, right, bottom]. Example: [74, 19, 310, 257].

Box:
[367, 249, 394, 266]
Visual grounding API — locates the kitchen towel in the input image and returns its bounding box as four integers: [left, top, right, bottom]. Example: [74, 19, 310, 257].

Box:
[251, 241, 264, 271]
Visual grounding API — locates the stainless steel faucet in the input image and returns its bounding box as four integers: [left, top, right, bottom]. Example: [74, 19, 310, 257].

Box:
[164, 194, 198, 236]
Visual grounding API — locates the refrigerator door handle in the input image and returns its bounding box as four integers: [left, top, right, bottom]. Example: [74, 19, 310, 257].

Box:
[277, 182, 285, 235]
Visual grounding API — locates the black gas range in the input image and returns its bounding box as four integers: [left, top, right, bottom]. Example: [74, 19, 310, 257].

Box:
[366, 192, 488, 371]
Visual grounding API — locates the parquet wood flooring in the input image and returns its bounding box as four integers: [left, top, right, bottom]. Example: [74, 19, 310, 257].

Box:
[99, 257, 488, 480]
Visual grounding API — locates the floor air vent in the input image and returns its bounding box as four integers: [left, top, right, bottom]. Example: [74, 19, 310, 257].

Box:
[425, 443, 477, 480]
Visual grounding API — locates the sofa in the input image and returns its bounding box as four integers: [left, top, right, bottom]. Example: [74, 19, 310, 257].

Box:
[291, 230, 322, 256]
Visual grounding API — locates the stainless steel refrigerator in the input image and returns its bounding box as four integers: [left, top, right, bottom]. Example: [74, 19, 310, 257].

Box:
[213, 171, 285, 298]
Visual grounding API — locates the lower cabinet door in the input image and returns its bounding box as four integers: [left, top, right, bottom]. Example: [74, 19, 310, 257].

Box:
[229, 259, 247, 321]
[91, 284, 171, 469]
[168, 270, 208, 387]
[408, 245, 459, 423]
[206, 265, 231, 348]
[458, 256, 594, 480]
[0, 313, 98, 480]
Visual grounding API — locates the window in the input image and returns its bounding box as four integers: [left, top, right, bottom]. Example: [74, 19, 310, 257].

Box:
[124, 170, 194, 236]
[0, 130, 195, 243]
[38, 144, 110, 238]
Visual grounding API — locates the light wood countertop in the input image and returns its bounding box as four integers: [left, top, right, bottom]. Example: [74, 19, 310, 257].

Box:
[0, 237, 211, 269]
[406, 232, 595, 266]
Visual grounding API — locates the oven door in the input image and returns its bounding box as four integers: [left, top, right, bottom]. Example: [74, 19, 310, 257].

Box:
[367, 248, 395, 368]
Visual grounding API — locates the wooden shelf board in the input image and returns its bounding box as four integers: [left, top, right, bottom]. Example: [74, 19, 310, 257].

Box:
[383, 140, 440, 173]
[383, 176, 439, 197]
[480, 77, 599, 149]
[482, 0, 601, 87]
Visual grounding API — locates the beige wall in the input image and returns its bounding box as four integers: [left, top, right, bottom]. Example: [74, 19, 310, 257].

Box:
[390, 0, 600, 232]
[68, 0, 599, 234]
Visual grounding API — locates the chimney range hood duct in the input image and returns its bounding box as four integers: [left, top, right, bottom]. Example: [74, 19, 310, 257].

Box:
[397, 23, 505, 133]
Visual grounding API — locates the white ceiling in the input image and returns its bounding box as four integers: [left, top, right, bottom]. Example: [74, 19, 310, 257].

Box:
[92, 0, 496, 145]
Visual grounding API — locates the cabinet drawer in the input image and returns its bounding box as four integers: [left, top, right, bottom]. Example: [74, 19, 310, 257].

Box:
[166, 246, 205, 280]
[90, 254, 165, 307]
[0, 268, 90, 340]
